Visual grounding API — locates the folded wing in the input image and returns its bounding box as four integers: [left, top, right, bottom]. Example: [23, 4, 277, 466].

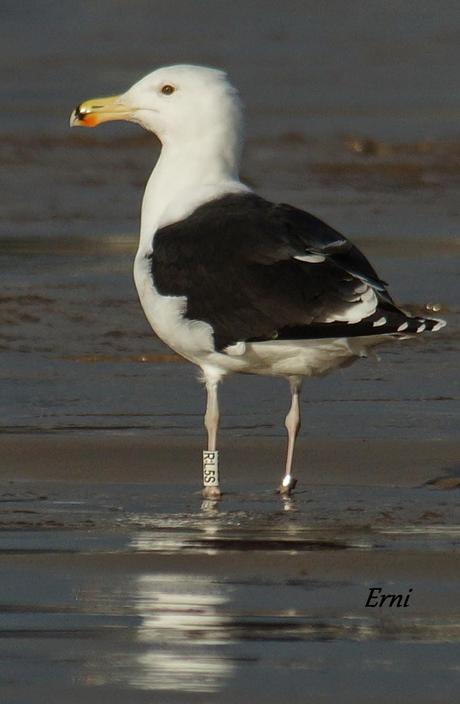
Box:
[151, 194, 440, 350]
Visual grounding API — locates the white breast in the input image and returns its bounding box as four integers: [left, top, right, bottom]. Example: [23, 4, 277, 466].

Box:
[133, 251, 216, 364]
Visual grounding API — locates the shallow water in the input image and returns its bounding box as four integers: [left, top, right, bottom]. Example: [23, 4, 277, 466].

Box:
[1, 1, 460, 701]
[1, 480, 459, 702]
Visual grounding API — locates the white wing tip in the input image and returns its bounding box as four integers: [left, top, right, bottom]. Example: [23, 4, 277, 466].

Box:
[294, 254, 326, 264]
[372, 317, 387, 327]
[432, 319, 446, 332]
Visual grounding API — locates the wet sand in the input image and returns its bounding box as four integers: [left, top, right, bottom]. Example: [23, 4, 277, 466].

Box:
[2, 433, 460, 487]
[1, 434, 460, 702]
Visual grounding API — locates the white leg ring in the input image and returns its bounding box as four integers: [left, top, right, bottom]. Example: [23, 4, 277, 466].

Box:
[203, 450, 220, 487]
[202, 450, 221, 498]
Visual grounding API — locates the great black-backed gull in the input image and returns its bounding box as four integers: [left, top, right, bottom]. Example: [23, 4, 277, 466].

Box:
[70, 64, 445, 498]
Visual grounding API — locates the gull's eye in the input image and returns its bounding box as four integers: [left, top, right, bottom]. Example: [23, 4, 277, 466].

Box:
[161, 84, 175, 96]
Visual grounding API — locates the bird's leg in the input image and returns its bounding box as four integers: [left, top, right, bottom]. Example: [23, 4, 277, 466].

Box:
[278, 376, 302, 495]
[202, 377, 222, 499]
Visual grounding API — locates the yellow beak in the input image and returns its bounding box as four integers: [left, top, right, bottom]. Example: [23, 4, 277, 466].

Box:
[69, 95, 133, 128]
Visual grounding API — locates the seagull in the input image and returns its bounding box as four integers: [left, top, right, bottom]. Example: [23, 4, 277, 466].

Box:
[70, 64, 445, 499]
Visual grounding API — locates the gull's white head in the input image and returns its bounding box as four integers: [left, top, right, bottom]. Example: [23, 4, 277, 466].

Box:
[71, 65, 248, 234]
[70, 64, 243, 148]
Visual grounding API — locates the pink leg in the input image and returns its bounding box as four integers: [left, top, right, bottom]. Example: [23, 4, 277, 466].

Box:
[278, 376, 302, 495]
[202, 377, 222, 499]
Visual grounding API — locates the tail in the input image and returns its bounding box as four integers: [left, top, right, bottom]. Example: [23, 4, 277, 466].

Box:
[271, 309, 447, 340]
[363, 306, 446, 335]
[362, 308, 446, 336]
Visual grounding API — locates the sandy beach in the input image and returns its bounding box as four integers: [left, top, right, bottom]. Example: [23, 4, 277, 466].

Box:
[1, 1, 460, 701]
[1, 434, 459, 702]
[2, 433, 459, 487]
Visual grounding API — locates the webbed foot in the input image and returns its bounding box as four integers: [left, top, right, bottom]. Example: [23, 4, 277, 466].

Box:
[202, 485, 222, 499]
[277, 474, 297, 496]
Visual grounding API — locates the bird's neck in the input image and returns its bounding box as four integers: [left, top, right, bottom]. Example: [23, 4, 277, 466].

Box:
[138, 132, 249, 253]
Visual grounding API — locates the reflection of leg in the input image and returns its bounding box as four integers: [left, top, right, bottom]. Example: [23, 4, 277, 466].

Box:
[202, 376, 222, 498]
[201, 498, 221, 513]
[278, 376, 302, 495]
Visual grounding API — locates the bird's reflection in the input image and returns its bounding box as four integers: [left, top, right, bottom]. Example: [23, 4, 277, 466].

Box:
[201, 498, 221, 513]
[281, 496, 297, 512]
[103, 573, 233, 693]
[201, 494, 298, 513]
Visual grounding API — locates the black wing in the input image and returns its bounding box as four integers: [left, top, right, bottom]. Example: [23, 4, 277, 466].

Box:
[151, 193, 434, 350]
